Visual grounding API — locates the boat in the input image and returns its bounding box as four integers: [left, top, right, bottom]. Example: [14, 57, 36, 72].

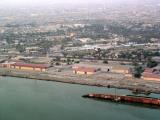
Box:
[82, 93, 160, 106]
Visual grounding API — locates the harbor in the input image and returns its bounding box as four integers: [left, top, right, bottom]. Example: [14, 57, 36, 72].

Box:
[0, 76, 160, 120]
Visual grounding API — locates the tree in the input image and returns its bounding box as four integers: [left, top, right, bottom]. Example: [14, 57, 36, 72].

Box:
[55, 62, 60, 66]
[67, 58, 71, 65]
[96, 48, 102, 59]
[16, 44, 25, 53]
[134, 65, 144, 78]
[38, 40, 53, 54]
[74, 61, 80, 64]
[147, 60, 158, 68]
[103, 60, 108, 64]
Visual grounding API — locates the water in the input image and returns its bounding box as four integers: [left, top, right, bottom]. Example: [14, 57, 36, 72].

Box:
[0, 77, 160, 120]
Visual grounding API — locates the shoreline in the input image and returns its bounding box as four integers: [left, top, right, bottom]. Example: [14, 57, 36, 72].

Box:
[0, 68, 160, 94]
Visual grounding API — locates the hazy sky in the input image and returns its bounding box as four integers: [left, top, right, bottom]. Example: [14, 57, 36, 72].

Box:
[0, 0, 157, 7]
[0, 0, 104, 4]
[0, 0, 140, 5]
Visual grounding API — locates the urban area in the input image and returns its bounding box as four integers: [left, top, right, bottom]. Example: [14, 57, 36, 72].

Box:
[0, 1, 160, 94]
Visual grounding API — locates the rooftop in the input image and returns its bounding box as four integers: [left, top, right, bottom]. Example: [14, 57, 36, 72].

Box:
[143, 67, 160, 79]
[73, 66, 97, 73]
[11, 63, 49, 69]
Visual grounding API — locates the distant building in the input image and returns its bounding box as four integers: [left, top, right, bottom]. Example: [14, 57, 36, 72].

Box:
[152, 57, 160, 63]
[49, 52, 64, 58]
[11, 63, 49, 72]
[78, 38, 93, 43]
[112, 66, 131, 74]
[142, 67, 160, 81]
[73, 66, 98, 75]
[0, 62, 15, 68]
[73, 63, 132, 76]
[1, 62, 49, 72]
[25, 46, 41, 55]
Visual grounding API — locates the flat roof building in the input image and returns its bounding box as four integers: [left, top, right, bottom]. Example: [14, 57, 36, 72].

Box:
[73, 66, 98, 75]
[142, 67, 160, 81]
[1, 62, 49, 72]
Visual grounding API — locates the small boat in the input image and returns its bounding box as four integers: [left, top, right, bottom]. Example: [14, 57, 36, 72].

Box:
[82, 93, 160, 106]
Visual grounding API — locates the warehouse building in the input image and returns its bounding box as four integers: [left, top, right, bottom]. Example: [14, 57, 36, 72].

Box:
[142, 67, 160, 81]
[10, 63, 49, 72]
[112, 66, 131, 74]
[73, 66, 98, 75]
[1, 62, 49, 72]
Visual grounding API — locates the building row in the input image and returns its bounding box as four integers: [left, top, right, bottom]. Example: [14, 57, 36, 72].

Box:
[72, 64, 132, 76]
[72, 64, 160, 82]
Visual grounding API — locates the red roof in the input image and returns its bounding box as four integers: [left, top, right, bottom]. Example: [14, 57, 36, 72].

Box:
[143, 68, 153, 73]
[143, 68, 160, 79]
[11, 63, 49, 69]
[73, 67, 97, 72]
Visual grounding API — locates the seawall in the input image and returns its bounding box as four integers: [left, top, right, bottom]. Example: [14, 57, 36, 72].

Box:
[0, 68, 160, 94]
